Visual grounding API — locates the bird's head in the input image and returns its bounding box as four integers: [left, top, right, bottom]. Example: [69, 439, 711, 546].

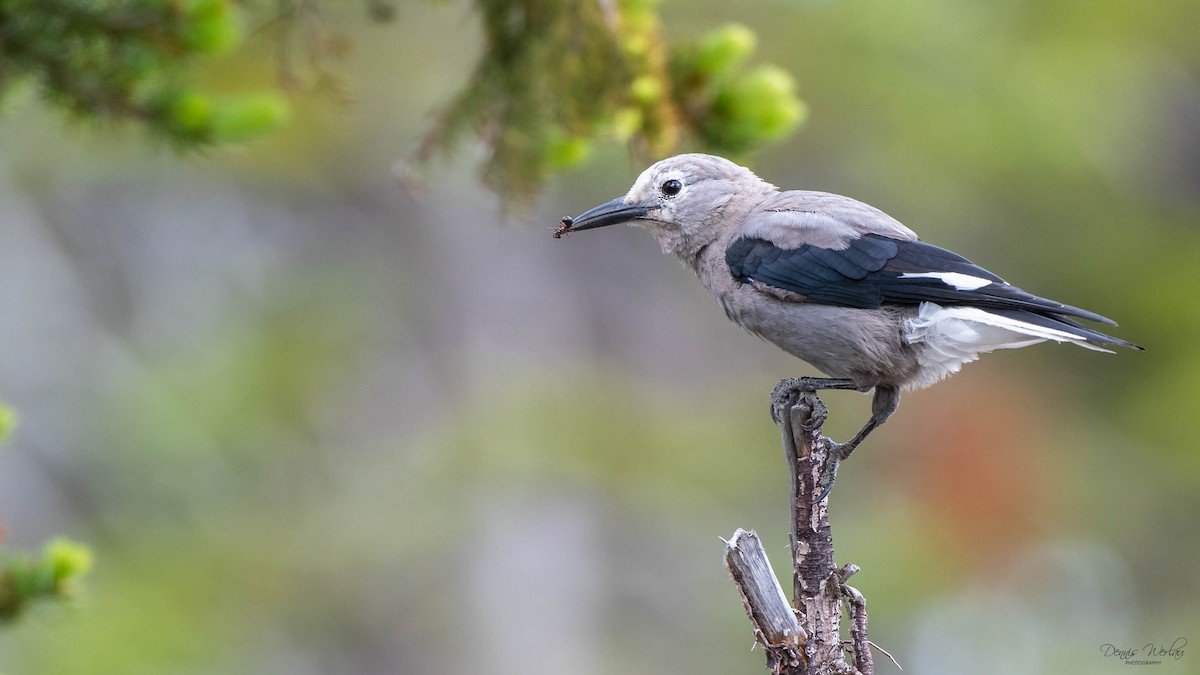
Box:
[564, 154, 776, 258]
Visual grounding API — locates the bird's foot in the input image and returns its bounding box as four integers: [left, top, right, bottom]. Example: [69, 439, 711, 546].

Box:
[770, 379, 829, 427]
[772, 377, 869, 503]
[770, 378, 804, 424]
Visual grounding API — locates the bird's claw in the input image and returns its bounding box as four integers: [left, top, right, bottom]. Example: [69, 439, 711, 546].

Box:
[798, 399, 828, 431]
[810, 437, 848, 504]
[770, 379, 828, 427]
[770, 378, 804, 423]
[771, 377, 859, 502]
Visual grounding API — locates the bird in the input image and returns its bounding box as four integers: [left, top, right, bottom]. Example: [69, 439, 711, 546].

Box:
[559, 153, 1141, 497]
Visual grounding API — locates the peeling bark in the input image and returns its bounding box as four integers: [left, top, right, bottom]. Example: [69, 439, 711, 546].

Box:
[723, 381, 878, 675]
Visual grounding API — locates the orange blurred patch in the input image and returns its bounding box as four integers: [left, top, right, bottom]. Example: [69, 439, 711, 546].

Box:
[889, 366, 1056, 564]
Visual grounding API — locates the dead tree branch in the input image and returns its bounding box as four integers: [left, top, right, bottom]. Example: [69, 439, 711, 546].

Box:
[723, 380, 878, 675]
[724, 529, 805, 672]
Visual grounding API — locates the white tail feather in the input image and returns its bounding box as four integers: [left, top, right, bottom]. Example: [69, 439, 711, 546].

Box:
[903, 302, 1112, 389]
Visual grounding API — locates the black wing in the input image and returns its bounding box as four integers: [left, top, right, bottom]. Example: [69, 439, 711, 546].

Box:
[726, 233, 1118, 326]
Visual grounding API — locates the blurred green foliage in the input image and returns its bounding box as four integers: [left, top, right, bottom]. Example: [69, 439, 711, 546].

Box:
[0, 0, 289, 147]
[0, 537, 93, 623]
[0, 0, 802, 206]
[0, 400, 91, 627]
[413, 2, 805, 207]
[0, 402, 14, 441]
[673, 23, 806, 155]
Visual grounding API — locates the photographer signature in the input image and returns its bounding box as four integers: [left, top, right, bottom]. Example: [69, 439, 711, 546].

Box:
[1101, 638, 1187, 664]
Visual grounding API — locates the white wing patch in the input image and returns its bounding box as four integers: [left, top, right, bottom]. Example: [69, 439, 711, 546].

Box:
[899, 271, 993, 291]
[903, 302, 1112, 390]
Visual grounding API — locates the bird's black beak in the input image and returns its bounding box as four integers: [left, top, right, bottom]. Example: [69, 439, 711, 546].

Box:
[567, 197, 653, 232]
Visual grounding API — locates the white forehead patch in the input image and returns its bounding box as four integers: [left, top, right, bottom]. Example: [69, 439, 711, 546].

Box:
[900, 272, 993, 291]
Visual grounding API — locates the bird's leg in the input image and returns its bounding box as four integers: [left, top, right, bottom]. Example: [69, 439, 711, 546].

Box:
[834, 385, 900, 462]
[796, 377, 864, 392]
[813, 385, 901, 503]
[770, 377, 865, 424]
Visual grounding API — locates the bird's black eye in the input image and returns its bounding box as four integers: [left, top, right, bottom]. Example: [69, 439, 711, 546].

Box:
[661, 179, 683, 197]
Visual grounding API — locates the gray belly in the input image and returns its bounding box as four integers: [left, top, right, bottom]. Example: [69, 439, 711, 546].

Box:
[720, 286, 922, 387]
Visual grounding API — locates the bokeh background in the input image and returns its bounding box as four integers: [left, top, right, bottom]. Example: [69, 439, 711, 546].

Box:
[2, 1, 1199, 673]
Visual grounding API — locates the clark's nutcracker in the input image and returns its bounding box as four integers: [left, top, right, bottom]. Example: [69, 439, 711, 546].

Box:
[560, 154, 1141, 494]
